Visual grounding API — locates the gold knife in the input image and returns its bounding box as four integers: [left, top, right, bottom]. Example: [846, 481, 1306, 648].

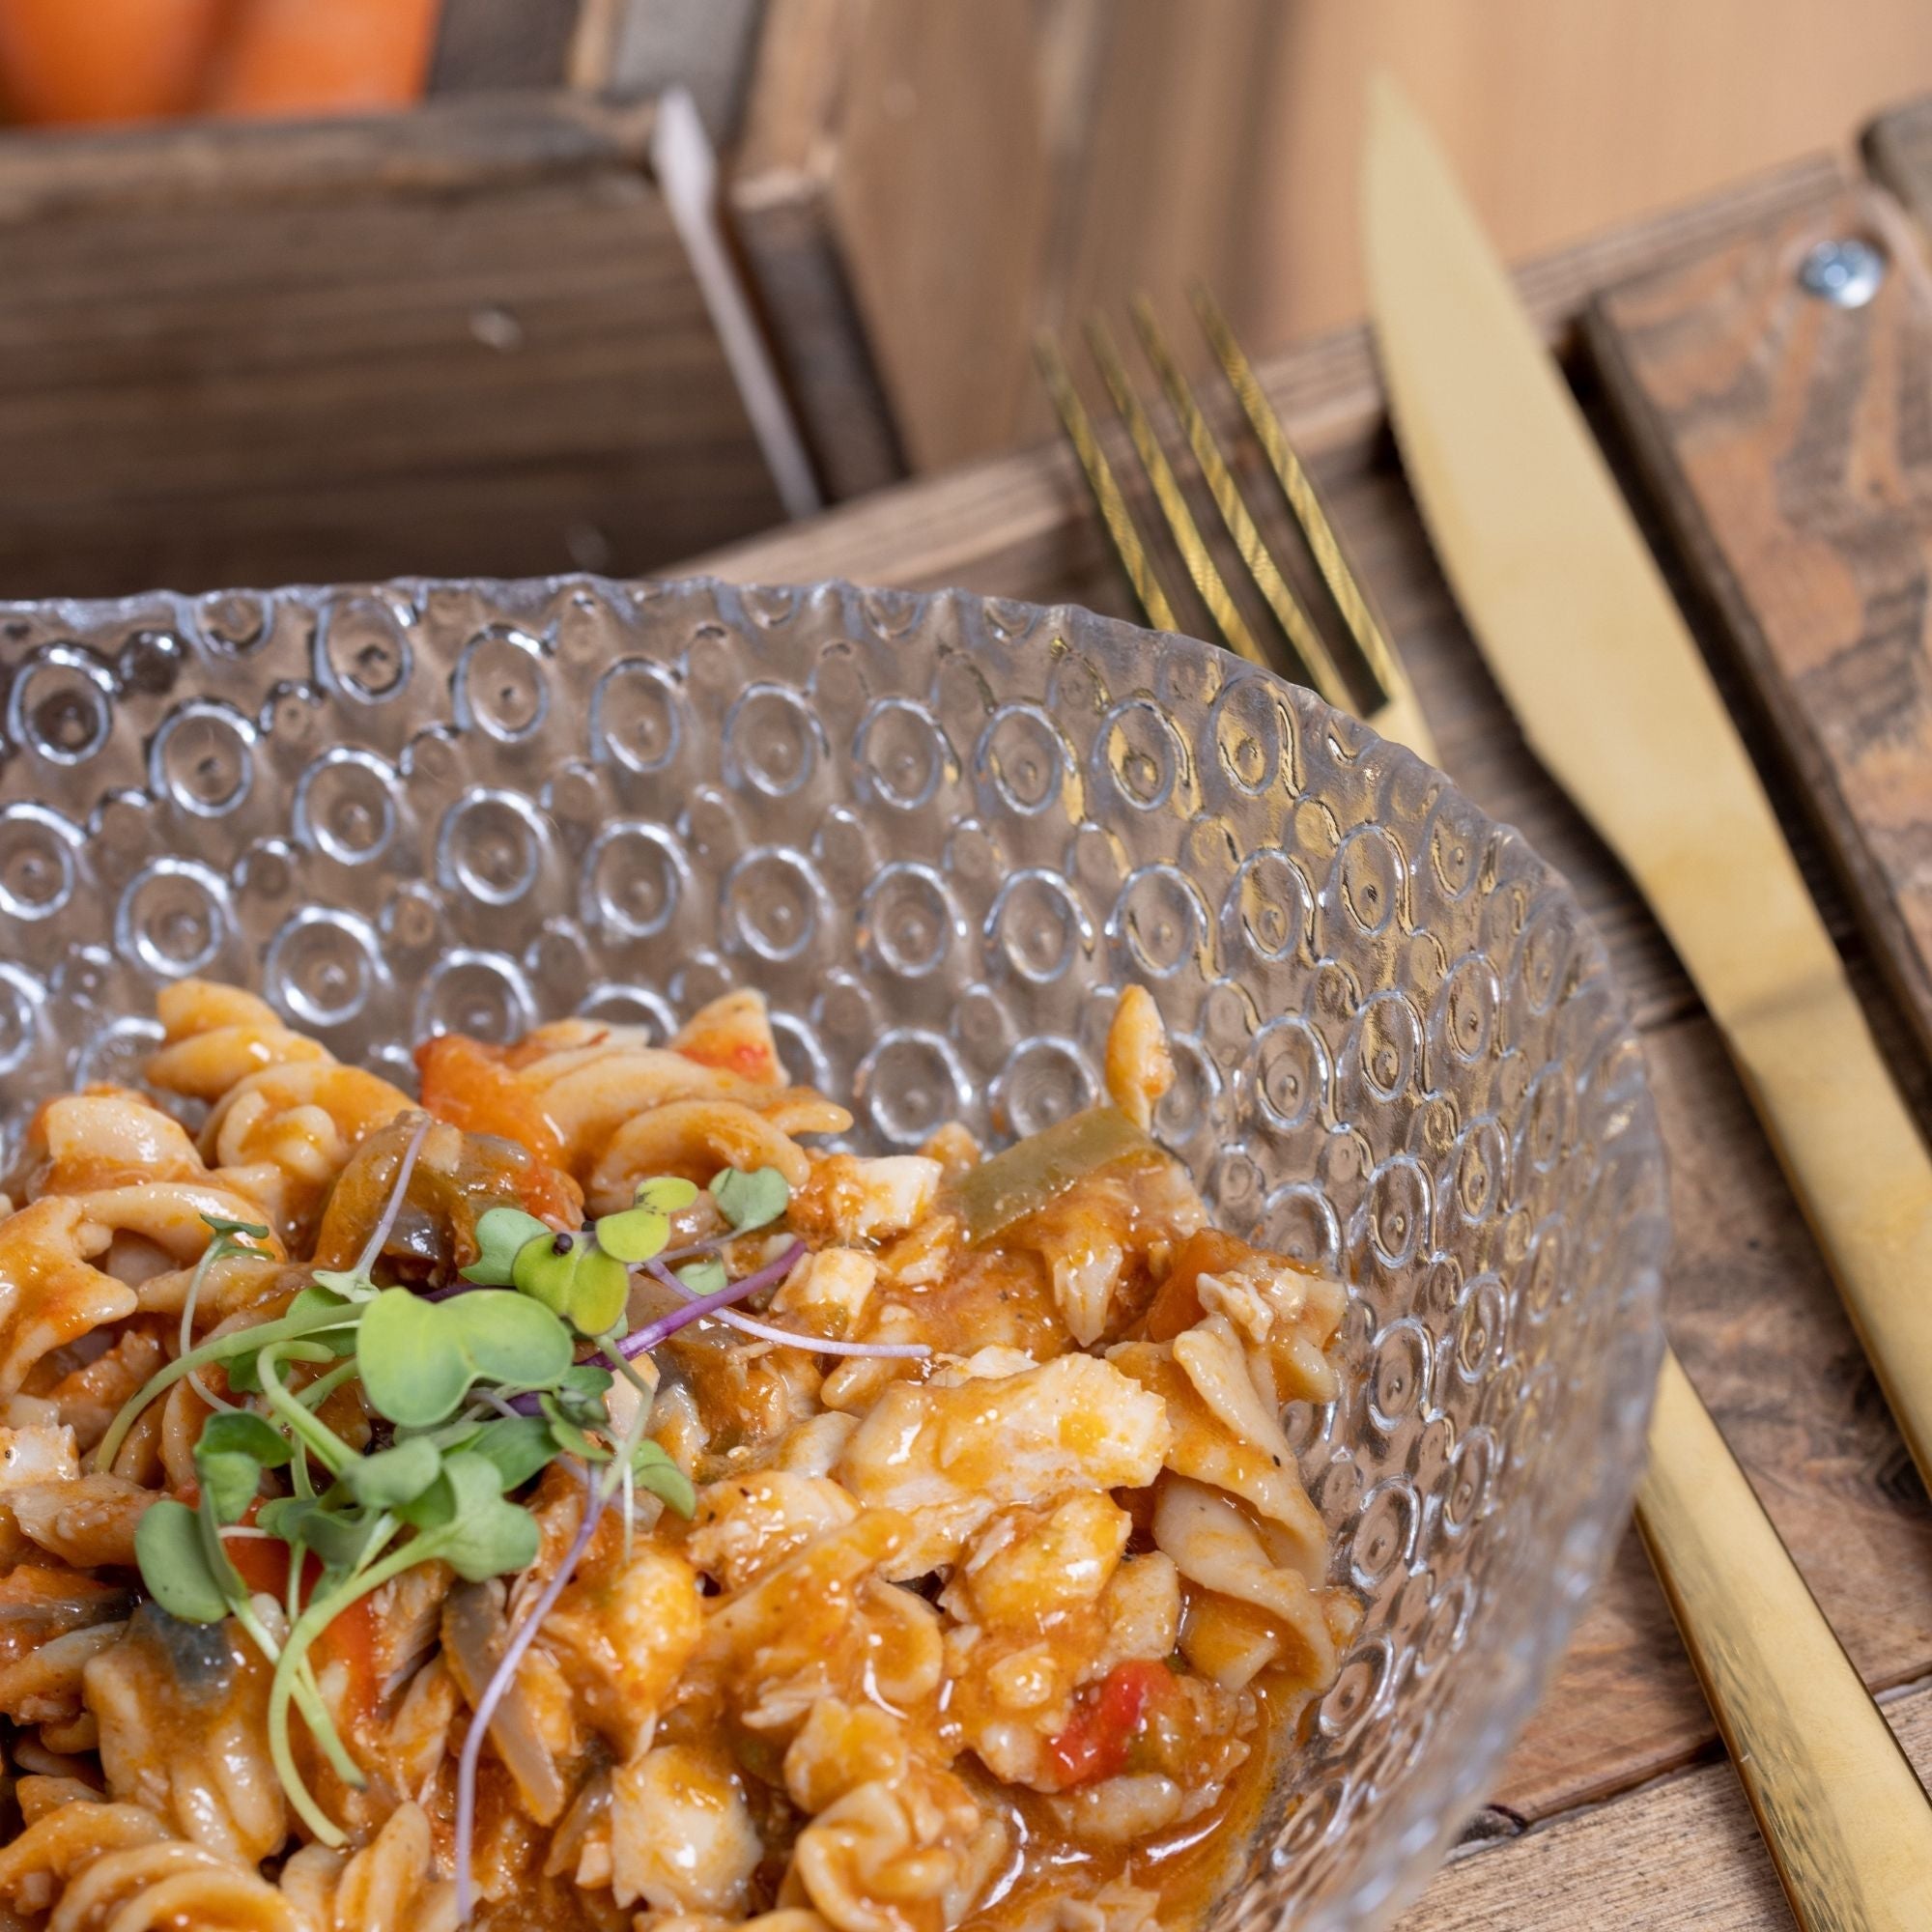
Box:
[1363, 75, 1932, 1925]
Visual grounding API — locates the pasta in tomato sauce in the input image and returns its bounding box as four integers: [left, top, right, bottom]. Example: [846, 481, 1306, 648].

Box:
[0, 979, 1352, 1932]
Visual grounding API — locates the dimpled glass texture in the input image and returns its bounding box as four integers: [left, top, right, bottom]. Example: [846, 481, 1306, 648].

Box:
[0, 576, 1665, 1930]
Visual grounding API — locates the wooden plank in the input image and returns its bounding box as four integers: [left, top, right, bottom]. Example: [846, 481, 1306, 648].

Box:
[730, 0, 1058, 485]
[1864, 96, 1932, 238]
[0, 89, 658, 216]
[677, 147, 1932, 1834]
[1587, 185, 1932, 1068]
[726, 0, 1922, 468]
[0, 93, 785, 597]
[727, 0, 903, 499]
[428, 0, 585, 92]
[1399, 1681, 1932, 1929]
[1492, 1003, 1932, 1821]
[604, 0, 768, 141]
[703, 150, 1845, 582]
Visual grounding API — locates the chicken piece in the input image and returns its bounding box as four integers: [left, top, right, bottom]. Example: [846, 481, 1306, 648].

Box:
[943, 1556, 1183, 1789]
[836, 1355, 1169, 1576]
[544, 1545, 704, 1760]
[943, 1494, 1129, 1628]
[611, 1740, 762, 1916]
[770, 1249, 878, 1333]
[694, 1513, 940, 1745]
[791, 1156, 943, 1246]
[0, 1421, 79, 1489]
[687, 1471, 862, 1594]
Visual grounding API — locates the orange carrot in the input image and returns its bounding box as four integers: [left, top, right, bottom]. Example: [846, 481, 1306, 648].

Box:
[0, 0, 229, 124]
[209, 0, 440, 118]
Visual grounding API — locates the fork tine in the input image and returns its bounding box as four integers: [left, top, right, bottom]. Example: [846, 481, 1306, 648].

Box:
[1190, 283, 1408, 707]
[1034, 330, 1183, 638]
[1127, 296, 1354, 712]
[1081, 316, 1273, 671]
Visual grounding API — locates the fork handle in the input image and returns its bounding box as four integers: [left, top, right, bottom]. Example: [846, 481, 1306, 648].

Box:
[1637, 1347, 1932, 1927]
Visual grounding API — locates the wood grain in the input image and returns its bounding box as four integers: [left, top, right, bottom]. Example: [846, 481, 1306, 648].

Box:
[1587, 186, 1932, 1070]
[728, 0, 1932, 469]
[1399, 1677, 1932, 1930]
[729, 0, 1051, 493]
[1863, 96, 1932, 240]
[729, 0, 908, 502]
[427, 0, 584, 92]
[0, 93, 785, 597]
[679, 147, 1932, 1839]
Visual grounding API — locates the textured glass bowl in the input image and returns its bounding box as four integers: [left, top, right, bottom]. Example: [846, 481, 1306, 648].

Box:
[0, 576, 1666, 1930]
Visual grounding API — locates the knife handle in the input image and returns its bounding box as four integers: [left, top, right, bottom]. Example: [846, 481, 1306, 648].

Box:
[1639, 1348, 1932, 1928]
[1721, 969, 1932, 1492]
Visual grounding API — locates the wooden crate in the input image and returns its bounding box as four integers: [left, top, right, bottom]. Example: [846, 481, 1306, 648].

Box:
[0, 89, 789, 599]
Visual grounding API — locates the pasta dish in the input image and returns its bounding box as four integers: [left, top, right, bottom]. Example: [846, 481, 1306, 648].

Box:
[0, 978, 1350, 1931]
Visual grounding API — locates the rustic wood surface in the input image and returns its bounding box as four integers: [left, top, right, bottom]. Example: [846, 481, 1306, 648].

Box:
[728, 0, 909, 503]
[724, 2, 1932, 472]
[1395, 1676, 1932, 1930]
[1587, 184, 1932, 1075]
[0, 93, 784, 599]
[1863, 95, 1932, 233]
[427, 0, 584, 92]
[685, 147, 1932, 1922]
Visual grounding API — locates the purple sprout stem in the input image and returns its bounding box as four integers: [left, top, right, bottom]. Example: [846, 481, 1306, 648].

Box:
[643, 1258, 928, 1359]
[496, 1242, 805, 1416]
[455, 1461, 605, 1925]
[615, 1239, 807, 1359]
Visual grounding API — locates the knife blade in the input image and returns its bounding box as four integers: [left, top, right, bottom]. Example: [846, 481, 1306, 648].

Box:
[1364, 74, 1932, 1925]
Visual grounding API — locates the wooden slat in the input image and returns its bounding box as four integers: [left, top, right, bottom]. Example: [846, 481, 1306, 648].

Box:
[1587, 185, 1932, 1068]
[0, 90, 653, 216]
[677, 149, 1932, 1836]
[703, 150, 1845, 576]
[1399, 1679, 1932, 1929]
[1864, 96, 1932, 237]
[0, 93, 785, 596]
[428, 0, 584, 92]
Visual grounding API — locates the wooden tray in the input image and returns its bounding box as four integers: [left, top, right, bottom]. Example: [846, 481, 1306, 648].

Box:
[0, 91, 789, 599]
[685, 127, 1932, 1926]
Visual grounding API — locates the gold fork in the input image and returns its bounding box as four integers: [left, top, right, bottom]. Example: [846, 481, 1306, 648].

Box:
[1037, 287, 1437, 765]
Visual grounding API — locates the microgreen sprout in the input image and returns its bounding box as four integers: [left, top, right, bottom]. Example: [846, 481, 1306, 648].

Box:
[179, 1211, 273, 1413]
[461, 1205, 552, 1286]
[122, 1150, 920, 1906]
[355, 1288, 574, 1428]
[710, 1164, 789, 1234]
[596, 1175, 698, 1263]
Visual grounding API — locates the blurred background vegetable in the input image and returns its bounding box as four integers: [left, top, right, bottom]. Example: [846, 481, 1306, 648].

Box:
[0, 0, 230, 123]
[0, 0, 440, 125]
[209, 0, 440, 117]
